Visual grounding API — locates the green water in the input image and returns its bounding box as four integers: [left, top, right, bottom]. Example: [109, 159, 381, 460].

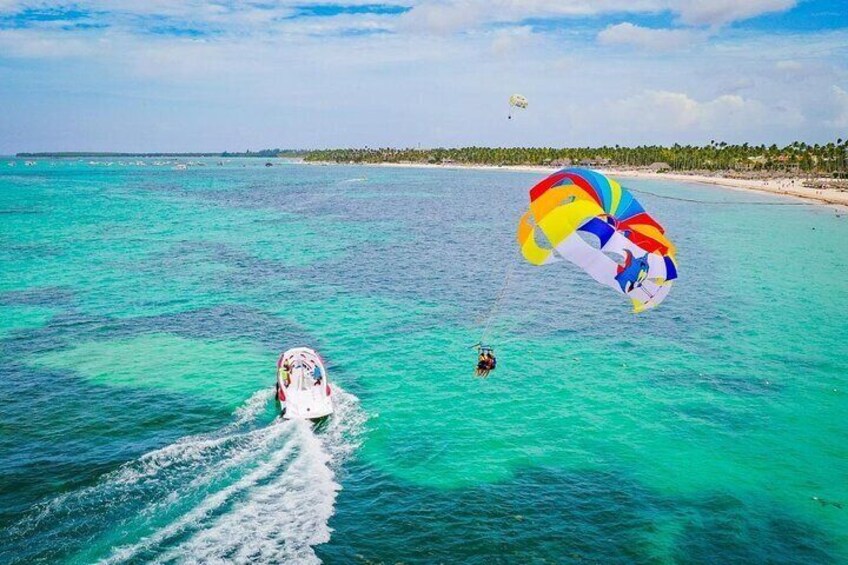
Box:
[1, 158, 846, 563]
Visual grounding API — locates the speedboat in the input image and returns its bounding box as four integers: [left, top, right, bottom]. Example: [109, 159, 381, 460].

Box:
[275, 347, 333, 421]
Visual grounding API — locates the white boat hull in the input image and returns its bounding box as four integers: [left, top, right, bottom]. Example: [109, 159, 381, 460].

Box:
[281, 385, 333, 420]
[277, 347, 334, 421]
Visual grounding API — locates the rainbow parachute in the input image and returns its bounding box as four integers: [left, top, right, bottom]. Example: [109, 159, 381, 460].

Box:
[517, 168, 677, 312]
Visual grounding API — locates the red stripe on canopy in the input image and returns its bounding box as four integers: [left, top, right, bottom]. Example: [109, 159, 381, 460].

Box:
[626, 232, 667, 254]
[561, 172, 602, 207]
[529, 172, 568, 201]
[620, 212, 664, 233]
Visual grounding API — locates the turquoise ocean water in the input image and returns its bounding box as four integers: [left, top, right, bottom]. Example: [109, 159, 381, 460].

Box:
[1, 158, 846, 563]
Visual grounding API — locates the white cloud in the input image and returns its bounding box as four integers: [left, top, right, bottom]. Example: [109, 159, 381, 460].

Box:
[826, 86, 848, 128]
[675, 0, 796, 26]
[399, 1, 659, 34]
[0, 0, 804, 34]
[398, 0, 799, 34]
[489, 25, 538, 57]
[607, 90, 803, 137]
[598, 23, 703, 51]
[0, 27, 101, 58]
[0, 0, 25, 12]
[0, 1, 843, 152]
[775, 59, 803, 72]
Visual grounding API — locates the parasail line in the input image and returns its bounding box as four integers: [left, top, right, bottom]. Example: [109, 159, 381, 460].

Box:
[476, 256, 518, 346]
[629, 188, 816, 206]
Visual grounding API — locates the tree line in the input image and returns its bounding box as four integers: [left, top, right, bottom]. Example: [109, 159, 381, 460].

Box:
[303, 140, 848, 175]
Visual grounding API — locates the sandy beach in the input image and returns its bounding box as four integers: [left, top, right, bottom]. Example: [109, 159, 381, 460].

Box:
[306, 160, 848, 207]
[603, 168, 848, 207]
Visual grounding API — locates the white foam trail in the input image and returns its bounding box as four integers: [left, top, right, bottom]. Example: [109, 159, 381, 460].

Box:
[7, 385, 365, 565]
[232, 388, 276, 427]
[16, 388, 277, 536]
[99, 385, 365, 564]
[153, 423, 334, 565]
[101, 424, 299, 565]
[158, 388, 366, 564]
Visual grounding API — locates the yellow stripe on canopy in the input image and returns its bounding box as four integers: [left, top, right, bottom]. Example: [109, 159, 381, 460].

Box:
[537, 200, 601, 247]
[609, 179, 622, 215]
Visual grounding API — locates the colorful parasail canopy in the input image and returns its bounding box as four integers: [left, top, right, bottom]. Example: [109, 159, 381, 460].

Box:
[516, 168, 678, 312]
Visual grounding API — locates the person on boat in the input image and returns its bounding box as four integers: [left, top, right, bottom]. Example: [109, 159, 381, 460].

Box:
[312, 365, 323, 385]
[281, 360, 292, 387]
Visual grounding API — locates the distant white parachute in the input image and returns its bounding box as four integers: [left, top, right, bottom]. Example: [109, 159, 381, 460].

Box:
[509, 94, 528, 108]
[508, 94, 528, 119]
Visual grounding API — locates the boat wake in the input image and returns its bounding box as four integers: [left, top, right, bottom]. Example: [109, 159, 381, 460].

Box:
[6, 386, 366, 564]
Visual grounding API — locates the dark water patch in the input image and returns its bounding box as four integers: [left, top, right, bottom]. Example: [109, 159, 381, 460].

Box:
[0, 310, 108, 361]
[762, 350, 847, 375]
[153, 240, 292, 291]
[135, 304, 314, 350]
[673, 492, 836, 564]
[0, 243, 65, 260]
[320, 464, 665, 564]
[697, 371, 782, 397]
[319, 463, 838, 564]
[657, 369, 782, 399]
[0, 286, 75, 307]
[0, 303, 312, 361]
[0, 363, 227, 531]
[0, 310, 127, 359]
[666, 401, 762, 434]
[0, 208, 41, 214]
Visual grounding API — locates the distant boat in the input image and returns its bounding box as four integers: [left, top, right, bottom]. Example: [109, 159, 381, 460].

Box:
[265, 162, 273, 167]
[24, 161, 36, 166]
[173, 163, 188, 170]
[7, 161, 14, 167]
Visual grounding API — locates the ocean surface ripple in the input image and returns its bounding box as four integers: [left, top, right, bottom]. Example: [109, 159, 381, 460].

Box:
[1, 159, 846, 563]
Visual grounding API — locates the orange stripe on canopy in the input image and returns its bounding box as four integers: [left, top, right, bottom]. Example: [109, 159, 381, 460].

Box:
[517, 210, 554, 265]
[529, 186, 593, 224]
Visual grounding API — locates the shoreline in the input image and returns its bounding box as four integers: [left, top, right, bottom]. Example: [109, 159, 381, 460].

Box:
[305, 160, 848, 207]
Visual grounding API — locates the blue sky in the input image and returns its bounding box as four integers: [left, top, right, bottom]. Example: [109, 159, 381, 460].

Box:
[0, 1, 846, 153]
